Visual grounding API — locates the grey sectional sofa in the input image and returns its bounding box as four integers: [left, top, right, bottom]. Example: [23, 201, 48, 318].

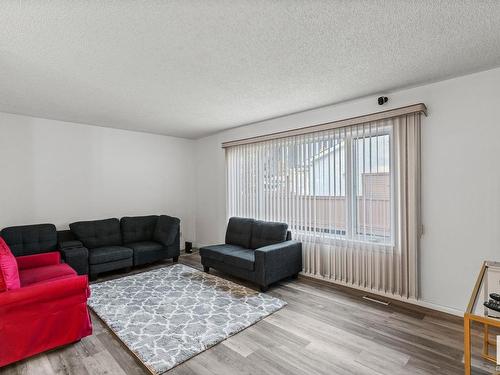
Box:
[67, 215, 180, 280]
[200, 217, 302, 291]
[1, 215, 181, 280]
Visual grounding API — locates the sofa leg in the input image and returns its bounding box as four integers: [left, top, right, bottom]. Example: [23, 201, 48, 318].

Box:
[173, 256, 179, 263]
[292, 273, 299, 279]
[260, 285, 269, 292]
[89, 273, 98, 282]
[123, 267, 132, 273]
[203, 266, 209, 273]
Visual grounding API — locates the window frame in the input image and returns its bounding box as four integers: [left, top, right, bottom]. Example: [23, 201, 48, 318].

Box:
[295, 126, 394, 245]
[226, 124, 395, 246]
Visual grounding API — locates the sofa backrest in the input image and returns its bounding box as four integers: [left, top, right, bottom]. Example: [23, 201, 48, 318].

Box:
[154, 215, 180, 246]
[225, 217, 255, 248]
[0, 224, 58, 257]
[121, 215, 159, 244]
[70, 218, 121, 249]
[250, 220, 288, 249]
[225, 217, 290, 250]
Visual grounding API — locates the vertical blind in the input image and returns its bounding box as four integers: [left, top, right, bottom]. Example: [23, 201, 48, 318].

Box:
[226, 111, 422, 299]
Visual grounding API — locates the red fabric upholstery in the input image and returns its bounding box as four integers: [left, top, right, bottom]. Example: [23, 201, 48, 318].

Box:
[0, 253, 92, 367]
[0, 237, 20, 292]
[16, 251, 61, 270]
[19, 263, 76, 287]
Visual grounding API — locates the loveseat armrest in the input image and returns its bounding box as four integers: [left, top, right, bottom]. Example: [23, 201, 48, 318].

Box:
[16, 251, 61, 270]
[0, 275, 89, 309]
[59, 244, 89, 275]
[254, 240, 302, 288]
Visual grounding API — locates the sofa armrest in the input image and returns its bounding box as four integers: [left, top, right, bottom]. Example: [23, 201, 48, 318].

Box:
[0, 275, 89, 309]
[15, 252, 61, 270]
[59, 246, 89, 276]
[254, 240, 302, 287]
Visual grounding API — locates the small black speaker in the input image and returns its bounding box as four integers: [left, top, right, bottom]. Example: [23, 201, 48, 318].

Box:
[185, 241, 193, 254]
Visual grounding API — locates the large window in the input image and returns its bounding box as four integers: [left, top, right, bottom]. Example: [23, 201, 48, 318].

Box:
[226, 108, 423, 299]
[226, 122, 393, 245]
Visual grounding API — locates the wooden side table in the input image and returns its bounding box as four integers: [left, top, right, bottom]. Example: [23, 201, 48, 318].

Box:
[465, 261, 500, 374]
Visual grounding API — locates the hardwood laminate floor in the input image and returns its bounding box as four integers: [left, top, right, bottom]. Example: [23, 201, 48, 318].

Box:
[1, 252, 493, 375]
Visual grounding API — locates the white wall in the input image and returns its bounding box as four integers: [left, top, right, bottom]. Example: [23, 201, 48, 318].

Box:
[0, 112, 196, 244]
[195, 67, 500, 314]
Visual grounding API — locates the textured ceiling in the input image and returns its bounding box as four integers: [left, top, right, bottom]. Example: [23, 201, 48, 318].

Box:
[1, 1, 500, 139]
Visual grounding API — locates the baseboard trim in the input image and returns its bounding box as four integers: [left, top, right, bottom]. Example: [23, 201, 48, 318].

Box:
[299, 273, 463, 318]
[410, 298, 463, 317]
[191, 246, 463, 317]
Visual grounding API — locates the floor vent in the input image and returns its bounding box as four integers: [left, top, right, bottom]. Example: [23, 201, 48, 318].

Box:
[362, 295, 390, 306]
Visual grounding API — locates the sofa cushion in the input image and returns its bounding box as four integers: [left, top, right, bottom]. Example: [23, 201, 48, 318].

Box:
[70, 218, 122, 249]
[0, 224, 57, 257]
[154, 215, 180, 246]
[89, 246, 133, 265]
[126, 241, 164, 253]
[0, 237, 20, 292]
[19, 263, 76, 287]
[200, 244, 244, 262]
[121, 215, 158, 244]
[223, 249, 255, 271]
[127, 241, 166, 266]
[250, 220, 288, 249]
[200, 244, 255, 271]
[225, 217, 254, 248]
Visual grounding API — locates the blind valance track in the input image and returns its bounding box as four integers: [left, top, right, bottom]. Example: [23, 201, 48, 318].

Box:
[222, 103, 426, 148]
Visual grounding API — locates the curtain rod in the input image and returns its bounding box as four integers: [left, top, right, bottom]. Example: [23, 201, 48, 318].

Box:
[221, 103, 427, 148]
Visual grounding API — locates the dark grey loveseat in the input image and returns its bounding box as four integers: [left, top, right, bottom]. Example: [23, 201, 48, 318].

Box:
[200, 217, 302, 291]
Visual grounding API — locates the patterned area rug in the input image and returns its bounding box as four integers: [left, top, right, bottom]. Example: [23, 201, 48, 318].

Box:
[88, 264, 286, 374]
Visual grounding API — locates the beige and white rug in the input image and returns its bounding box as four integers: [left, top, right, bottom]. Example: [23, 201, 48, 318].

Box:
[88, 264, 286, 374]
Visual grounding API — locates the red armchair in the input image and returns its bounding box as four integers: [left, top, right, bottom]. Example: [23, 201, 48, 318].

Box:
[0, 251, 92, 367]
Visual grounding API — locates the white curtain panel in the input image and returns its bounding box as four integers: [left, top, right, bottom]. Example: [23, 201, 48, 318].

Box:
[226, 113, 421, 299]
